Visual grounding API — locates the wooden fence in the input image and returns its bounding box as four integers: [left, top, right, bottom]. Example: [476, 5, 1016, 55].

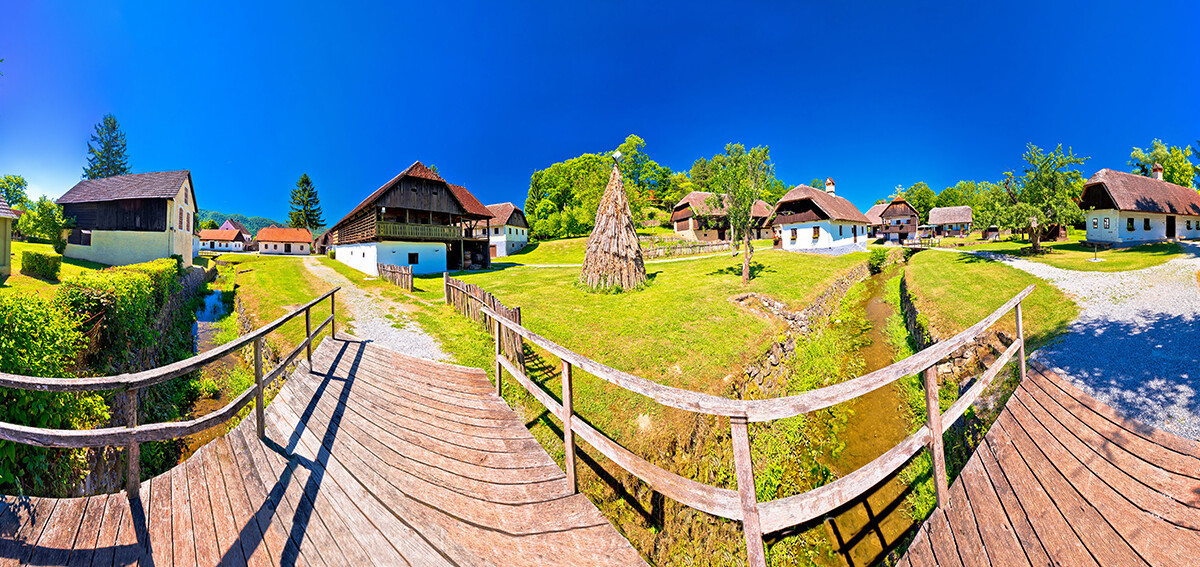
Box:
[377, 264, 414, 291]
[442, 274, 523, 368]
[643, 240, 733, 259]
[0, 287, 340, 500]
[474, 284, 1033, 567]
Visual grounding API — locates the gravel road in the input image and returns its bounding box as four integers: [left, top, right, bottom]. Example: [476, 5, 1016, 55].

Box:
[302, 257, 448, 361]
[961, 244, 1200, 439]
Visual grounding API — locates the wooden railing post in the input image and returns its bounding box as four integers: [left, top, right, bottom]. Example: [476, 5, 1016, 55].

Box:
[124, 388, 140, 499]
[730, 415, 766, 567]
[1015, 301, 1027, 381]
[330, 291, 337, 338]
[923, 366, 949, 508]
[443, 272, 451, 305]
[304, 306, 312, 367]
[562, 360, 576, 493]
[255, 337, 265, 439]
[493, 316, 503, 397]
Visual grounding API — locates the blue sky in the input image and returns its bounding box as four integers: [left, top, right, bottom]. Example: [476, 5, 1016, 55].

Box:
[1, 1, 1197, 222]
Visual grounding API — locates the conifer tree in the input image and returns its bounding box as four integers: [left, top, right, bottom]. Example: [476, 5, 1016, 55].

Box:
[287, 173, 325, 231]
[82, 114, 131, 179]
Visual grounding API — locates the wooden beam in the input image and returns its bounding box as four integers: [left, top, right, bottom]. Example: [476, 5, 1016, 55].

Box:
[1016, 301, 1027, 381]
[255, 338, 264, 439]
[730, 416, 766, 567]
[125, 389, 139, 499]
[562, 360, 576, 493]
[924, 367, 949, 508]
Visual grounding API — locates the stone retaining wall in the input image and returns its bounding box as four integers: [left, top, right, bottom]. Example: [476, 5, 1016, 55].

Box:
[899, 270, 1011, 380]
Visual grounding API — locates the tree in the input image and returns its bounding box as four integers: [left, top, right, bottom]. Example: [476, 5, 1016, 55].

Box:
[18, 196, 70, 253]
[902, 182, 937, 223]
[0, 175, 28, 208]
[985, 144, 1088, 253]
[82, 114, 131, 180]
[287, 173, 325, 231]
[199, 219, 219, 230]
[1129, 139, 1197, 188]
[707, 144, 776, 284]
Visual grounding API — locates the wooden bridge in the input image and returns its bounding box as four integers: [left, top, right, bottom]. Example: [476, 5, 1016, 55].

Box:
[2, 281, 1198, 566]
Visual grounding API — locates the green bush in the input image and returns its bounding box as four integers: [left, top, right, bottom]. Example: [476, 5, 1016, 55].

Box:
[868, 249, 887, 274]
[20, 251, 62, 280]
[56, 269, 156, 368]
[115, 258, 179, 309]
[328, 249, 336, 260]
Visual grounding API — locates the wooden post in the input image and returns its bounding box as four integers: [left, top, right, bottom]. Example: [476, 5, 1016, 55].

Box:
[514, 306, 524, 369]
[443, 272, 450, 305]
[493, 316, 503, 397]
[330, 291, 337, 338]
[125, 389, 140, 499]
[304, 306, 312, 367]
[730, 415, 766, 567]
[255, 338, 265, 439]
[923, 366, 949, 508]
[562, 361, 576, 493]
[1015, 301, 1027, 381]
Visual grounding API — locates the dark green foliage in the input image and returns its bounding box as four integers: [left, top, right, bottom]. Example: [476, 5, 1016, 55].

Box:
[195, 209, 284, 235]
[287, 173, 325, 231]
[20, 251, 62, 280]
[199, 219, 219, 230]
[0, 175, 28, 208]
[868, 249, 887, 274]
[902, 182, 937, 224]
[82, 114, 131, 180]
[328, 249, 336, 260]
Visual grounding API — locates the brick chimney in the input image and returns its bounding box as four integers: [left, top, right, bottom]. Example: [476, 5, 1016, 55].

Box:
[1152, 163, 1164, 181]
[824, 177, 835, 196]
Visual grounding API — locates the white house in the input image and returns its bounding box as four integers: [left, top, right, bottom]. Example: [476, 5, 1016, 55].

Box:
[198, 229, 246, 252]
[0, 195, 16, 277]
[58, 170, 198, 267]
[927, 206, 973, 237]
[483, 202, 529, 257]
[770, 180, 870, 252]
[256, 227, 312, 255]
[1081, 165, 1200, 245]
[219, 219, 253, 250]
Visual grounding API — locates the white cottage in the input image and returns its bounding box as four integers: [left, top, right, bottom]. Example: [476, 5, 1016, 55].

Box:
[256, 227, 313, 255]
[198, 229, 246, 252]
[770, 181, 870, 252]
[483, 202, 529, 257]
[1081, 165, 1200, 245]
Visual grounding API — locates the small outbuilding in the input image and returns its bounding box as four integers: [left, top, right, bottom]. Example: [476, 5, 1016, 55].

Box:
[199, 229, 247, 252]
[0, 195, 16, 277]
[927, 206, 973, 237]
[770, 180, 869, 252]
[256, 227, 313, 255]
[1081, 165, 1200, 245]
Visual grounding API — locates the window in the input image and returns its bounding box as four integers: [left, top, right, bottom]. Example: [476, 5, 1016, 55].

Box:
[812, 226, 820, 239]
[839, 226, 843, 236]
[1189, 221, 1193, 230]
[1144, 218, 1151, 231]
[178, 208, 184, 229]
[790, 228, 797, 239]
[1104, 218, 1110, 229]
[1127, 218, 1134, 231]
[494, 227, 500, 235]
[1092, 218, 1097, 229]
[274, 244, 279, 250]
[408, 252, 419, 264]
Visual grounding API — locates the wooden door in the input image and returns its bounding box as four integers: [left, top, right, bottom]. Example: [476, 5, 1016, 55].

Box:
[1167, 216, 1176, 238]
[489, 245, 497, 257]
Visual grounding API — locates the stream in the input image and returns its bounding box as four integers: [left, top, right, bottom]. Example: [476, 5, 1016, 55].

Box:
[182, 289, 240, 460]
[821, 270, 916, 566]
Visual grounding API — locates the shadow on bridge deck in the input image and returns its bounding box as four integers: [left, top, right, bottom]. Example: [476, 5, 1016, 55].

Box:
[0, 334, 644, 566]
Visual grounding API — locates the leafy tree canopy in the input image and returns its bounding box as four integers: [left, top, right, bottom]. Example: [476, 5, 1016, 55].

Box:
[706, 144, 776, 283]
[198, 219, 219, 231]
[902, 182, 937, 223]
[1129, 139, 1197, 188]
[18, 196, 71, 253]
[981, 144, 1088, 252]
[0, 175, 28, 208]
[82, 114, 131, 180]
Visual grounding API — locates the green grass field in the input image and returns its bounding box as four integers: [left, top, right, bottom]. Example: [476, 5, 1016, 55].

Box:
[212, 254, 346, 353]
[504, 235, 775, 266]
[940, 233, 1184, 272]
[0, 241, 109, 298]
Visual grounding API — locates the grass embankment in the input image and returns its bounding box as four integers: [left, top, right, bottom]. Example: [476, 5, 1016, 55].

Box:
[212, 254, 346, 352]
[940, 233, 1183, 272]
[503, 236, 775, 266]
[0, 241, 108, 298]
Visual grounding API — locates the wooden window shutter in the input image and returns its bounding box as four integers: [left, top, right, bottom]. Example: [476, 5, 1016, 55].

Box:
[812, 226, 820, 239]
[790, 228, 797, 239]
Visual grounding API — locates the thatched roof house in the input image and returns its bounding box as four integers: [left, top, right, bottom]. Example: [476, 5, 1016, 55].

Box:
[769, 182, 869, 252]
[670, 191, 772, 241]
[1081, 166, 1200, 245]
[927, 206, 973, 236]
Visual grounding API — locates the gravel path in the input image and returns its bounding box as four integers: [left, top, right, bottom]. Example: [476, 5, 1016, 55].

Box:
[302, 257, 448, 361]
[953, 244, 1200, 439]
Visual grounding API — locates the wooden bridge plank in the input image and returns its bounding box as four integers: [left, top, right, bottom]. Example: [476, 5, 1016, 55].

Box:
[926, 507, 962, 567]
[984, 425, 1095, 566]
[148, 473, 174, 567]
[957, 451, 1030, 567]
[1006, 388, 1200, 563]
[171, 462, 198, 567]
[185, 442, 222, 567]
[195, 445, 247, 567]
[27, 495, 84, 566]
[211, 436, 273, 567]
[65, 494, 107, 567]
[902, 527, 940, 567]
[3, 497, 56, 567]
[995, 412, 1147, 566]
[943, 478, 989, 567]
[974, 441, 1050, 566]
[223, 423, 304, 567]
[112, 478, 150, 567]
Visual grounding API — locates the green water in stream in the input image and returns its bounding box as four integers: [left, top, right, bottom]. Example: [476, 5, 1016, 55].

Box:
[820, 270, 915, 567]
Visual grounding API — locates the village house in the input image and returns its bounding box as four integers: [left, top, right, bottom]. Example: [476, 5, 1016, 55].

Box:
[57, 170, 198, 267]
[483, 202, 529, 257]
[256, 227, 313, 255]
[0, 195, 16, 277]
[670, 191, 772, 241]
[327, 161, 494, 276]
[864, 202, 887, 238]
[1081, 164, 1200, 245]
[219, 219, 254, 249]
[198, 229, 247, 252]
[877, 197, 920, 243]
[927, 206, 973, 237]
[770, 179, 870, 251]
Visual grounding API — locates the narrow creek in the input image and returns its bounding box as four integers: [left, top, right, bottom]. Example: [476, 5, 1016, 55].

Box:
[182, 289, 240, 460]
[821, 269, 916, 566]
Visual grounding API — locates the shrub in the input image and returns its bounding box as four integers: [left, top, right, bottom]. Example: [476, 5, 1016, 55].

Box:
[20, 251, 62, 280]
[868, 249, 887, 274]
[328, 249, 336, 260]
[56, 269, 156, 367]
[115, 258, 179, 309]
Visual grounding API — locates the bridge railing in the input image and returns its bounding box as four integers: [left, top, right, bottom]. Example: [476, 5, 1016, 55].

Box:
[473, 283, 1033, 567]
[0, 287, 341, 499]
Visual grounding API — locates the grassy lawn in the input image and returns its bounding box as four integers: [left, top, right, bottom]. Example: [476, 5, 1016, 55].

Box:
[906, 250, 1078, 349]
[942, 233, 1184, 272]
[503, 236, 775, 266]
[0, 241, 109, 298]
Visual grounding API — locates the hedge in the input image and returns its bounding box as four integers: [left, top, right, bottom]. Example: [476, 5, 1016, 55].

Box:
[116, 258, 180, 309]
[20, 251, 62, 280]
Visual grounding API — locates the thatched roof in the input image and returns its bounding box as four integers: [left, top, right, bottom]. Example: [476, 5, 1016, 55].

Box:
[579, 163, 647, 291]
[864, 203, 887, 225]
[770, 185, 870, 225]
[928, 206, 973, 225]
[1081, 168, 1200, 216]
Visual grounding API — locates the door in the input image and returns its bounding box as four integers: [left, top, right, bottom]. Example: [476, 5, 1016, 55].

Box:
[284, 243, 292, 254]
[489, 245, 497, 257]
[1167, 216, 1176, 238]
[717, 228, 727, 241]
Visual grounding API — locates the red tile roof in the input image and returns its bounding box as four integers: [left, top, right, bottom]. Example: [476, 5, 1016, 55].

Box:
[447, 183, 493, 218]
[1082, 168, 1200, 216]
[256, 227, 313, 243]
[771, 185, 870, 224]
[485, 202, 523, 226]
[58, 171, 192, 204]
[199, 229, 243, 242]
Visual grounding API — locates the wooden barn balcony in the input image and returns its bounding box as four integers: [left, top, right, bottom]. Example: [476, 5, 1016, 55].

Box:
[378, 221, 464, 240]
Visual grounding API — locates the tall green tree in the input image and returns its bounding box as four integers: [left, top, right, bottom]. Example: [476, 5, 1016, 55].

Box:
[0, 175, 28, 207]
[707, 144, 775, 284]
[198, 219, 219, 230]
[287, 173, 325, 231]
[1129, 139, 1197, 187]
[985, 144, 1088, 252]
[902, 182, 937, 223]
[82, 114, 131, 180]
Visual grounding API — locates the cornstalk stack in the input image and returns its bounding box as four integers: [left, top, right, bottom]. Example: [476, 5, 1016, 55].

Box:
[579, 163, 647, 291]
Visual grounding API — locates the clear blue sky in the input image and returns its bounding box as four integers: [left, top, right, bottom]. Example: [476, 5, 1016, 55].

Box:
[1, 1, 1197, 221]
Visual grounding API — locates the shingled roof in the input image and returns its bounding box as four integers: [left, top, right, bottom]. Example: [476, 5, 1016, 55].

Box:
[671, 191, 771, 221]
[58, 171, 192, 204]
[485, 203, 523, 226]
[928, 206, 973, 225]
[329, 161, 492, 233]
[1081, 169, 1200, 216]
[864, 203, 887, 225]
[771, 185, 870, 224]
[256, 227, 313, 243]
[0, 195, 16, 220]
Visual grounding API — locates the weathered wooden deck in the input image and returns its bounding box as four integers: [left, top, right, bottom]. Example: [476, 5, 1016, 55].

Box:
[899, 361, 1200, 566]
[0, 334, 644, 566]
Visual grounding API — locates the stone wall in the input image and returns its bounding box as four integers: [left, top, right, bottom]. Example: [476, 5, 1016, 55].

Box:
[899, 270, 1011, 381]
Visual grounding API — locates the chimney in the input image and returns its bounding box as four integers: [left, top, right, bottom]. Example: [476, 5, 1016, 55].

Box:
[1152, 163, 1164, 181]
[824, 177, 836, 196]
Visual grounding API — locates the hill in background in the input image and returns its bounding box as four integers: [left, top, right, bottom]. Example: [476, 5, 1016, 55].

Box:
[197, 209, 287, 235]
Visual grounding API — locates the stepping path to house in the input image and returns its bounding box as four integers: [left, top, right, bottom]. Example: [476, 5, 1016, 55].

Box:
[302, 256, 448, 361]
[936, 243, 1200, 439]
